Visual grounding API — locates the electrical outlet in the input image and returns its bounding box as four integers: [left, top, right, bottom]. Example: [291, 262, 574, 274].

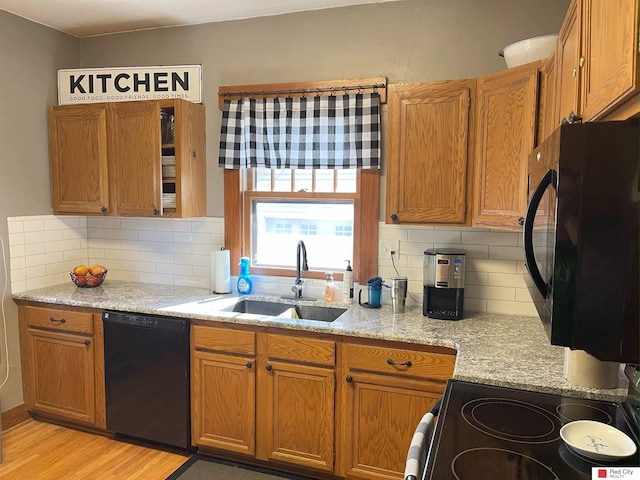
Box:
[383, 240, 400, 259]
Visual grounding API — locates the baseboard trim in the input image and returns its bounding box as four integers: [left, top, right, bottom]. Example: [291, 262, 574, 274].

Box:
[1, 403, 30, 431]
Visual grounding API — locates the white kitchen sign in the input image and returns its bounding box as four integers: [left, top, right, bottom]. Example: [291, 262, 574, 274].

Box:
[57, 65, 202, 105]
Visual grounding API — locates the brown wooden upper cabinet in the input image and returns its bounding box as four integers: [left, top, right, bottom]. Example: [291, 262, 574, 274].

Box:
[472, 62, 540, 231]
[537, 52, 559, 145]
[386, 80, 475, 226]
[555, 0, 639, 124]
[49, 98, 206, 218]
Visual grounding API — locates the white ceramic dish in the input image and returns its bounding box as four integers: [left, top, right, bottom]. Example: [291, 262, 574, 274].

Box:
[560, 420, 637, 461]
[499, 34, 558, 68]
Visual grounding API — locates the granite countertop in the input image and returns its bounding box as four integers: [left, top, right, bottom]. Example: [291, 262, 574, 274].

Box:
[12, 281, 629, 401]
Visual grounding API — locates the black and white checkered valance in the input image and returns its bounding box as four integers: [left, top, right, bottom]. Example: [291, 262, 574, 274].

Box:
[218, 93, 381, 169]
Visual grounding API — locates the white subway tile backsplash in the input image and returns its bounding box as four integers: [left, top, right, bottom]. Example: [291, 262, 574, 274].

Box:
[25, 243, 45, 256]
[122, 260, 158, 274]
[7, 221, 24, 234]
[488, 245, 525, 261]
[138, 230, 173, 242]
[488, 272, 527, 288]
[121, 218, 156, 230]
[7, 215, 534, 316]
[461, 230, 519, 246]
[23, 219, 45, 232]
[89, 217, 122, 229]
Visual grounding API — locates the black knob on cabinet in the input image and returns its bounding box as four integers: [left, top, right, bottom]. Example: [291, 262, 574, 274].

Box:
[265, 364, 273, 371]
[101, 207, 107, 213]
[245, 361, 253, 369]
[192, 151, 197, 159]
[153, 209, 159, 216]
[390, 214, 398, 222]
[84, 339, 91, 346]
[518, 217, 525, 226]
[345, 375, 353, 383]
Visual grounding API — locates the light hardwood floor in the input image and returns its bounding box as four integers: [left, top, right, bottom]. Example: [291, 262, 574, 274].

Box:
[0, 419, 190, 479]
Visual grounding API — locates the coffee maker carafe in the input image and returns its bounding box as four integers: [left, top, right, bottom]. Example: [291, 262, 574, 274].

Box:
[423, 248, 465, 320]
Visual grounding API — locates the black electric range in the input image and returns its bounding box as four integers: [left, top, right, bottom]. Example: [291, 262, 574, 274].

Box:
[425, 380, 640, 479]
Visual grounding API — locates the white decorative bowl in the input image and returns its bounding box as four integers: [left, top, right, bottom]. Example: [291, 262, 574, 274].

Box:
[499, 34, 558, 68]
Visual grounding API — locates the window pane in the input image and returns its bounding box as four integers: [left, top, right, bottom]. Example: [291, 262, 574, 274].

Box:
[272, 169, 291, 192]
[254, 168, 272, 191]
[253, 200, 354, 271]
[315, 170, 335, 193]
[336, 169, 357, 193]
[294, 170, 313, 192]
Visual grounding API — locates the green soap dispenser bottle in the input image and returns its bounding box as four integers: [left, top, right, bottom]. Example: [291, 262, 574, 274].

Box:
[237, 257, 253, 295]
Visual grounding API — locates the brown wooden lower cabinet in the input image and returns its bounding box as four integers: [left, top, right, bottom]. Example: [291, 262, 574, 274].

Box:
[256, 333, 336, 472]
[191, 324, 257, 454]
[19, 306, 456, 479]
[339, 341, 456, 480]
[18, 304, 106, 429]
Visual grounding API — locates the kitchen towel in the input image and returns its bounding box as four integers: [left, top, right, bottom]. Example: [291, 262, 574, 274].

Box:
[212, 249, 231, 293]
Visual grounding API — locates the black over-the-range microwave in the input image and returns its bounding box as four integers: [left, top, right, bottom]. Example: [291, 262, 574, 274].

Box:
[523, 118, 639, 364]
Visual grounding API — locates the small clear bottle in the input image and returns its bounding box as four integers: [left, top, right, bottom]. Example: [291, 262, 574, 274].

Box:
[237, 257, 253, 295]
[324, 272, 335, 302]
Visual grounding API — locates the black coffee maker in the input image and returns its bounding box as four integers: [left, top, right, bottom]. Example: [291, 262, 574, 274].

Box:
[423, 248, 465, 320]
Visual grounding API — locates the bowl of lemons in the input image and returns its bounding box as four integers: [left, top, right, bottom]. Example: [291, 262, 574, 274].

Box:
[71, 264, 108, 287]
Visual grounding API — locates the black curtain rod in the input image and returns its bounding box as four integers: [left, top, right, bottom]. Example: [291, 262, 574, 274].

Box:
[218, 83, 385, 98]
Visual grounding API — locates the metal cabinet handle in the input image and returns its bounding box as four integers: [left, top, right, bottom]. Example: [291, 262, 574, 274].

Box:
[245, 361, 253, 369]
[49, 316, 66, 324]
[390, 214, 398, 222]
[345, 375, 353, 383]
[265, 363, 272, 371]
[101, 207, 107, 213]
[84, 339, 91, 346]
[153, 209, 159, 216]
[518, 217, 525, 226]
[387, 358, 412, 367]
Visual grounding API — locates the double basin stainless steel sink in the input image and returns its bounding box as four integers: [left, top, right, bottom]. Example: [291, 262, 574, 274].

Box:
[222, 298, 347, 322]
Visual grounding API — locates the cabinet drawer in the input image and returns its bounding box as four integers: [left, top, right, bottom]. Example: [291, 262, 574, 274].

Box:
[193, 324, 255, 355]
[263, 333, 335, 366]
[24, 306, 93, 335]
[345, 343, 455, 380]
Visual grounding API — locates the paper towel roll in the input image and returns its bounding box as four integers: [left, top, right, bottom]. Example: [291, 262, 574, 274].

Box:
[212, 249, 231, 293]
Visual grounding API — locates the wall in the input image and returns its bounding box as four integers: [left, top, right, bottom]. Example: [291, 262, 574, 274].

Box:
[0, 11, 80, 411]
[79, 0, 570, 217]
[0, 0, 569, 412]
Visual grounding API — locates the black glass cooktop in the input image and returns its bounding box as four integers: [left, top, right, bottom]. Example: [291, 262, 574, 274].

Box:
[425, 380, 640, 480]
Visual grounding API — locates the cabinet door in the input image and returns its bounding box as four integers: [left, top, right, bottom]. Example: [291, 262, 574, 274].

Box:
[26, 328, 95, 425]
[192, 351, 256, 455]
[109, 101, 163, 216]
[580, 0, 639, 120]
[173, 100, 207, 218]
[258, 360, 335, 472]
[556, 0, 582, 123]
[386, 80, 474, 226]
[538, 52, 559, 144]
[341, 372, 441, 480]
[49, 104, 110, 215]
[473, 63, 539, 231]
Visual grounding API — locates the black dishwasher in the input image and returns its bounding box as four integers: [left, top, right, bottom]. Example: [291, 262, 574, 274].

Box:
[103, 310, 190, 449]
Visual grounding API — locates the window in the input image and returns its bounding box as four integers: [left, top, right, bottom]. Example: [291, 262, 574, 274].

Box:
[247, 168, 357, 273]
[300, 224, 317, 236]
[224, 167, 379, 282]
[220, 78, 385, 282]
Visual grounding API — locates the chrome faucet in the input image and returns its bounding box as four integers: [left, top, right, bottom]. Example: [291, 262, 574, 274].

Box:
[291, 240, 308, 299]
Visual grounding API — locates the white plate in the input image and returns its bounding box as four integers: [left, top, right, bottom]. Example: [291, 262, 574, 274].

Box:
[560, 420, 637, 461]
